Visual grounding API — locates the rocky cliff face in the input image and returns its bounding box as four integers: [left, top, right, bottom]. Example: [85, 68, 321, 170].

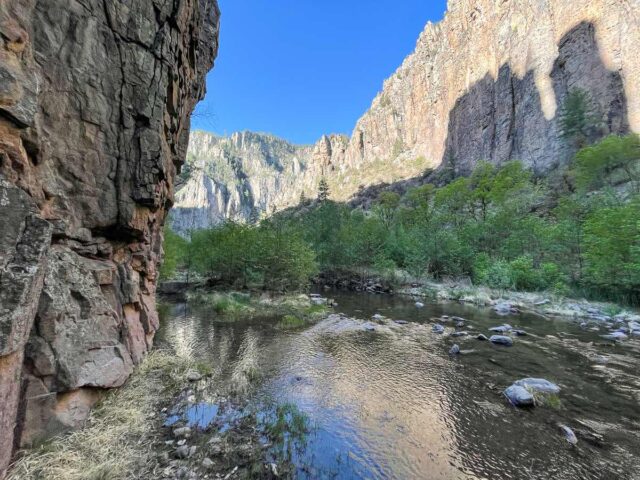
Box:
[176, 0, 639, 226]
[171, 131, 347, 232]
[0, 0, 219, 475]
[342, 0, 638, 181]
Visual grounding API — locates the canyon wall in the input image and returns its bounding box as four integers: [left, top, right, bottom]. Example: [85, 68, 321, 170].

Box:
[174, 0, 639, 226]
[0, 0, 219, 475]
[171, 131, 347, 232]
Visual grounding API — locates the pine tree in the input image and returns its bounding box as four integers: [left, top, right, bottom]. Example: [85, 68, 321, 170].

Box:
[558, 88, 600, 148]
[318, 178, 330, 202]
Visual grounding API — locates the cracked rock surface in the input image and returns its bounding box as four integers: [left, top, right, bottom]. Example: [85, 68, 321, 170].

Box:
[0, 0, 219, 475]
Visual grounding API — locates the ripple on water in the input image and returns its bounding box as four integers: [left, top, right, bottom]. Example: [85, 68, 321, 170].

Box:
[158, 292, 640, 480]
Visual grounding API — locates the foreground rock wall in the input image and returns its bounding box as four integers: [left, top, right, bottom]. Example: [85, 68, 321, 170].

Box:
[0, 0, 219, 475]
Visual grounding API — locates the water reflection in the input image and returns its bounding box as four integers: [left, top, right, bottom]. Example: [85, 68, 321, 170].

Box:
[158, 292, 640, 479]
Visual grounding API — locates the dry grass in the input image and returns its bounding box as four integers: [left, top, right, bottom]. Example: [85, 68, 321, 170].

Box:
[8, 351, 199, 480]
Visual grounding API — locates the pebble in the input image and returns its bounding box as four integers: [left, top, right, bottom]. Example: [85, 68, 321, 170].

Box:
[186, 370, 202, 382]
[476, 334, 489, 341]
[202, 457, 215, 468]
[415, 302, 425, 308]
[173, 426, 192, 438]
[449, 344, 461, 355]
[175, 445, 190, 459]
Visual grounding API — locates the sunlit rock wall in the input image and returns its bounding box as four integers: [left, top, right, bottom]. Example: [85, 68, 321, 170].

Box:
[0, 0, 219, 474]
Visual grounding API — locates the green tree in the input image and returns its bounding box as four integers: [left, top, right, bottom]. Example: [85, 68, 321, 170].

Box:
[318, 178, 330, 202]
[573, 134, 640, 193]
[159, 224, 187, 280]
[558, 88, 600, 147]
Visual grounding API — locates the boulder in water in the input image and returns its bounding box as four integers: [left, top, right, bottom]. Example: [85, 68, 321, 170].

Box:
[490, 335, 514, 346]
[514, 378, 560, 394]
[432, 324, 445, 334]
[449, 344, 461, 355]
[504, 385, 534, 407]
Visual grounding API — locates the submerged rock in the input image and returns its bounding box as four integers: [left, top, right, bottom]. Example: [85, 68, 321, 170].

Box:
[489, 324, 512, 333]
[560, 425, 578, 445]
[513, 330, 528, 336]
[449, 344, 461, 355]
[514, 378, 560, 394]
[490, 335, 514, 346]
[476, 334, 489, 341]
[504, 385, 534, 407]
[451, 331, 469, 337]
[432, 324, 445, 334]
[363, 322, 377, 332]
[600, 332, 628, 341]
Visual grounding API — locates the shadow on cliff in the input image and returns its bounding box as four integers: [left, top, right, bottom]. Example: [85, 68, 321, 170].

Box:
[348, 21, 629, 208]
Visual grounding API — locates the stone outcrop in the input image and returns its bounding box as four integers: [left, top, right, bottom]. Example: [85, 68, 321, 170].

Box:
[0, 0, 219, 475]
[176, 0, 639, 227]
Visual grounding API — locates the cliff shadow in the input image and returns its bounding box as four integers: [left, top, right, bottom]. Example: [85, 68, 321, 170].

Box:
[440, 21, 629, 177]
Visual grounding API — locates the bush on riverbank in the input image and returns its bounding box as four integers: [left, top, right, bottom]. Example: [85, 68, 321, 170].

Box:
[165, 134, 640, 305]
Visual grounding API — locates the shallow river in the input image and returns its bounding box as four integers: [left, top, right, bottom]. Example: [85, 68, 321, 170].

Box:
[158, 292, 640, 480]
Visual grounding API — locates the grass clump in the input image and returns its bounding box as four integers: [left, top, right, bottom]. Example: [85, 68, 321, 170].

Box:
[277, 314, 306, 329]
[8, 351, 198, 480]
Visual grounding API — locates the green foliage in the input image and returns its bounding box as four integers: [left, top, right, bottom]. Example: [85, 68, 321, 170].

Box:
[277, 315, 306, 329]
[164, 143, 640, 305]
[185, 221, 317, 291]
[558, 88, 601, 147]
[159, 225, 187, 280]
[318, 177, 330, 202]
[573, 134, 640, 192]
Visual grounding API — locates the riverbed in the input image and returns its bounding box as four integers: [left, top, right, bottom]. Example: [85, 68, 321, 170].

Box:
[158, 291, 640, 479]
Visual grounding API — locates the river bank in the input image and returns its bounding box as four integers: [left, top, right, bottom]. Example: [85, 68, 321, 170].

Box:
[9, 289, 640, 479]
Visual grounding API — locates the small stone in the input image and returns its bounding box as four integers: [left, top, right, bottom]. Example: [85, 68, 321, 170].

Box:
[173, 426, 192, 438]
[186, 370, 203, 382]
[449, 344, 460, 355]
[175, 445, 190, 459]
[560, 425, 578, 445]
[203, 457, 214, 468]
[415, 302, 425, 308]
[394, 319, 409, 325]
[177, 439, 187, 446]
[513, 329, 528, 336]
[432, 324, 445, 334]
[451, 331, 468, 337]
[476, 334, 489, 341]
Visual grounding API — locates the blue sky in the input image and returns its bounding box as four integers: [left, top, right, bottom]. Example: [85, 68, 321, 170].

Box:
[191, 0, 448, 145]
